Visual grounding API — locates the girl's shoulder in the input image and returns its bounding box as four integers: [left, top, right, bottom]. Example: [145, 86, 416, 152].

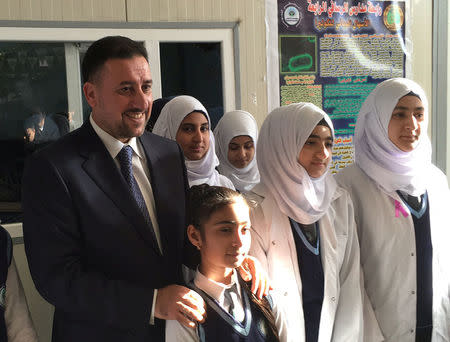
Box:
[335, 164, 372, 189]
[217, 174, 236, 190]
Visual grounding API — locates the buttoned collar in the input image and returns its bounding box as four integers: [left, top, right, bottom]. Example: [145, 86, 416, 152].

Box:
[90, 114, 144, 160]
[194, 268, 241, 304]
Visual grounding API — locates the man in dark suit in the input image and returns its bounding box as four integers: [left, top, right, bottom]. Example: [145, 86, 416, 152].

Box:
[21, 36, 206, 341]
[23, 112, 61, 151]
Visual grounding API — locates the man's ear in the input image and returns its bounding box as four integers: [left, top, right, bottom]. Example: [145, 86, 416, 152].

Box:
[83, 82, 97, 108]
[187, 224, 202, 250]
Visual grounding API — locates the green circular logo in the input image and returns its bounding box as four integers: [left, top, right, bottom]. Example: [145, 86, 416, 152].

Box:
[383, 5, 404, 31]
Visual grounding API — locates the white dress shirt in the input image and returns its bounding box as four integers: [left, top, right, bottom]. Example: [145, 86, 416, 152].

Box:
[194, 269, 245, 322]
[90, 115, 162, 253]
[90, 115, 162, 323]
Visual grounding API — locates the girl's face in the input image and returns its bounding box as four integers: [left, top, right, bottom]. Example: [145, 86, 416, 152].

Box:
[298, 125, 333, 178]
[388, 95, 425, 152]
[188, 198, 251, 284]
[227, 135, 255, 169]
[175, 111, 210, 160]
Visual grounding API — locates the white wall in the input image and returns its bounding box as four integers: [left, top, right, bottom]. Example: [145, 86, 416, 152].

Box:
[410, 0, 432, 108]
[447, 2, 450, 181]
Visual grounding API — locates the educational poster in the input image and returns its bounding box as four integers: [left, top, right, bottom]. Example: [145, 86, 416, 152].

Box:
[277, 0, 406, 172]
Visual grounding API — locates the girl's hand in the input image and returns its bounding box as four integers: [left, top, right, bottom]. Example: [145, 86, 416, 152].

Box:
[238, 256, 272, 299]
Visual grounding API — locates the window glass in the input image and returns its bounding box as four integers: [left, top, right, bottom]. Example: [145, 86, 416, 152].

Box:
[0, 42, 69, 223]
[0, 38, 231, 224]
[159, 42, 224, 129]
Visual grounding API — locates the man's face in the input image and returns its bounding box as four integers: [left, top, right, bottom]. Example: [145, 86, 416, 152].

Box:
[83, 56, 153, 143]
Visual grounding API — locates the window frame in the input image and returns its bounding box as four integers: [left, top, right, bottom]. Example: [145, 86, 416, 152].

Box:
[432, 0, 449, 179]
[0, 22, 238, 223]
[0, 23, 238, 129]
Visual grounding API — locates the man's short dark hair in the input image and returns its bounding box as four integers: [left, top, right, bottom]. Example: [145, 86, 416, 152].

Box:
[82, 36, 149, 83]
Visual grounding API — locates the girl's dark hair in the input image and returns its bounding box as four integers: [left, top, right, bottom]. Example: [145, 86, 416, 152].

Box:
[188, 184, 246, 234]
[188, 184, 280, 341]
[241, 281, 280, 341]
[317, 118, 330, 129]
[404, 90, 421, 100]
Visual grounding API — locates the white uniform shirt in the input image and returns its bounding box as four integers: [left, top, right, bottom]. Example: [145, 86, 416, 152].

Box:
[336, 163, 450, 342]
[165, 269, 290, 342]
[248, 183, 363, 342]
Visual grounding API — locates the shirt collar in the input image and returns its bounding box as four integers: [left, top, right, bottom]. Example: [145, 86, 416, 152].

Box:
[90, 114, 144, 160]
[193, 268, 241, 303]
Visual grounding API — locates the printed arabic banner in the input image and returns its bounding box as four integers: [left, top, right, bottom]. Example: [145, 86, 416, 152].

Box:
[277, 0, 406, 172]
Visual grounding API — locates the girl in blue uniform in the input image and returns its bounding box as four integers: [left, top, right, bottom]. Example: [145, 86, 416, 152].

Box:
[249, 103, 363, 341]
[336, 78, 450, 341]
[166, 185, 288, 342]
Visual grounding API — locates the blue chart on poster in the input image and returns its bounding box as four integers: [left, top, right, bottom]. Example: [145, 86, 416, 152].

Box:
[277, 0, 406, 172]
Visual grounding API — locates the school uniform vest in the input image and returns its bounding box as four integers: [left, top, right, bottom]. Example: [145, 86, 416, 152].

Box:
[0, 226, 12, 342]
[397, 192, 433, 342]
[290, 218, 324, 342]
[195, 280, 277, 342]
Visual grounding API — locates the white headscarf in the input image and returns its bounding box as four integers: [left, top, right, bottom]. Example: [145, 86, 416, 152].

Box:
[355, 78, 432, 196]
[214, 110, 260, 192]
[257, 103, 337, 225]
[152, 95, 223, 187]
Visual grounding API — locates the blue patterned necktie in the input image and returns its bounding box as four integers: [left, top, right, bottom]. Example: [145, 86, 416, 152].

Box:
[117, 145, 156, 240]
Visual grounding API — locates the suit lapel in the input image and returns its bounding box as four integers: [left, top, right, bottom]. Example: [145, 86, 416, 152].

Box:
[78, 122, 161, 254]
[139, 134, 171, 254]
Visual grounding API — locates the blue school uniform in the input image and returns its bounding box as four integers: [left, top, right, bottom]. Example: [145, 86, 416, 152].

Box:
[397, 191, 433, 342]
[193, 275, 277, 342]
[289, 218, 324, 342]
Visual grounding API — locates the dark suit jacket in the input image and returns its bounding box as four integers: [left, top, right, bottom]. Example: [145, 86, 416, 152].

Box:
[22, 121, 189, 341]
[24, 114, 61, 143]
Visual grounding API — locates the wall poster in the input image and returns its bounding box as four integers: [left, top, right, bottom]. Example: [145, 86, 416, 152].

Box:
[274, 0, 407, 172]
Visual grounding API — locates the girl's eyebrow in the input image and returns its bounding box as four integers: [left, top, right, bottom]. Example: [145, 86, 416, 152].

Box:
[393, 105, 424, 111]
[213, 220, 248, 226]
[308, 134, 333, 141]
[181, 122, 208, 126]
[230, 140, 253, 146]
